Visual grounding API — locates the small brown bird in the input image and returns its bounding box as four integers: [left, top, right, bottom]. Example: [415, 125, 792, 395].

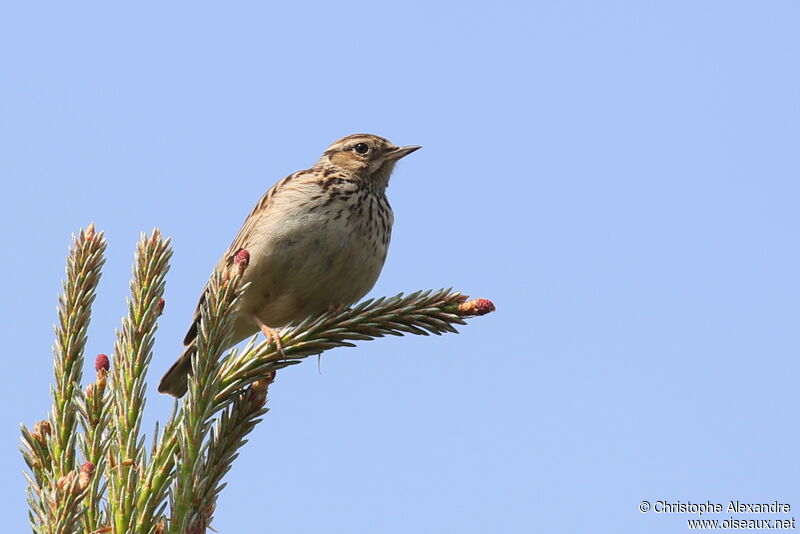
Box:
[158, 134, 420, 396]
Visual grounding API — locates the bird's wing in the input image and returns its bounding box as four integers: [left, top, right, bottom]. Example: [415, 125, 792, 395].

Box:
[182, 171, 308, 346]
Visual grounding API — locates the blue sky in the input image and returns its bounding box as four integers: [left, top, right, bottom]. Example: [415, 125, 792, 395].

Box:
[2, 2, 798, 532]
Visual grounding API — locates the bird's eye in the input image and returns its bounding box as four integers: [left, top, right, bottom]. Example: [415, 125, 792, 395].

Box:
[353, 143, 370, 155]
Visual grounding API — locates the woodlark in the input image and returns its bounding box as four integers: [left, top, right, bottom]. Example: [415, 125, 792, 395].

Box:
[158, 133, 421, 396]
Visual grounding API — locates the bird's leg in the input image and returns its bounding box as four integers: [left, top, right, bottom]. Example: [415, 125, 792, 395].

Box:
[251, 313, 287, 360]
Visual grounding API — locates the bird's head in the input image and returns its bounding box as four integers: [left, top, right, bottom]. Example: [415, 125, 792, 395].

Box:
[316, 134, 421, 190]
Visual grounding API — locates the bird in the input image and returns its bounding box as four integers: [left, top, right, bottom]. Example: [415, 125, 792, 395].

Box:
[158, 133, 421, 397]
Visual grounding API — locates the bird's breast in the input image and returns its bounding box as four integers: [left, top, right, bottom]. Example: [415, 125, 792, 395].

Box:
[235, 187, 393, 329]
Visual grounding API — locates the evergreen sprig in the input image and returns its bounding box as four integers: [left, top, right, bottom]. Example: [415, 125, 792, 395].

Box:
[21, 225, 495, 533]
[169, 252, 248, 533]
[214, 288, 493, 406]
[75, 354, 112, 532]
[108, 230, 172, 533]
[21, 224, 106, 534]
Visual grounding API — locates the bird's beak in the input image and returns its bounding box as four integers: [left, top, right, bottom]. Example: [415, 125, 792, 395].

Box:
[383, 145, 421, 162]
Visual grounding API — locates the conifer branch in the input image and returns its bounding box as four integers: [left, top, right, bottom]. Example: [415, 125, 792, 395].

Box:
[51, 224, 106, 478]
[191, 373, 276, 532]
[169, 252, 248, 533]
[108, 230, 171, 533]
[75, 354, 112, 532]
[21, 226, 495, 533]
[21, 225, 106, 533]
[214, 289, 495, 405]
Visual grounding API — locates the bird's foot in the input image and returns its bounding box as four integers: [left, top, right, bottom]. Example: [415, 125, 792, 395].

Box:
[251, 314, 287, 360]
[264, 325, 287, 360]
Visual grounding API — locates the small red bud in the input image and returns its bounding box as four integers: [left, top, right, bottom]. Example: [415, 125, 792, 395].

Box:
[95, 353, 110, 373]
[234, 248, 250, 267]
[81, 461, 95, 474]
[458, 298, 496, 316]
[157, 298, 165, 315]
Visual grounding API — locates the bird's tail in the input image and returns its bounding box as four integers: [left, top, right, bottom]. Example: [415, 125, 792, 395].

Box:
[158, 344, 195, 397]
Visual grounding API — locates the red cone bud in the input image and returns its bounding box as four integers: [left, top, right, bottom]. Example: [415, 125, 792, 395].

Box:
[234, 248, 250, 266]
[157, 298, 165, 315]
[458, 298, 496, 316]
[95, 353, 110, 372]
